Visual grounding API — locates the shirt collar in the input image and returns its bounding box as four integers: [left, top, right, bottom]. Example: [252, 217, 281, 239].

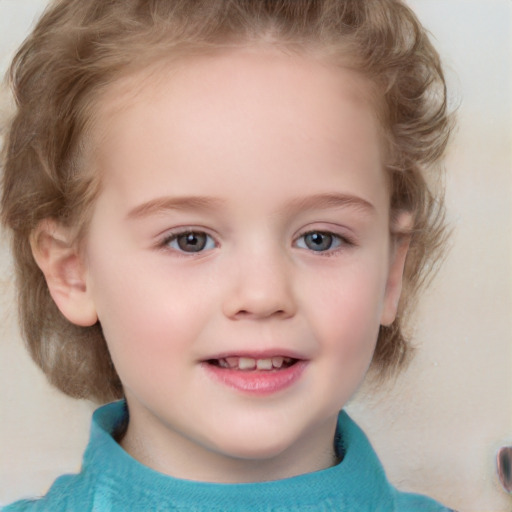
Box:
[83, 400, 394, 510]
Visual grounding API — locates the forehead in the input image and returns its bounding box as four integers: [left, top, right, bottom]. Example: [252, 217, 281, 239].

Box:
[91, 48, 388, 210]
[95, 47, 381, 143]
[99, 46, 375, 107]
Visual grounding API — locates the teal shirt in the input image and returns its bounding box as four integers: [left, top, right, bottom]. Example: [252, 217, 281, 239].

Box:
[3, 401, 452, 511]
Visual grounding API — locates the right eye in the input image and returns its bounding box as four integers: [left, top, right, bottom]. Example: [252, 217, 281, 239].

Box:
[163, 231, 216, 253]
[295, 230, 345, 253]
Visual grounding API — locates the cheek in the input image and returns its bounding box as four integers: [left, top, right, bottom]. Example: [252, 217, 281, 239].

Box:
[97, 288, 189, 394]
[306, 265, 386, 356]
[88, 258, 215, 381]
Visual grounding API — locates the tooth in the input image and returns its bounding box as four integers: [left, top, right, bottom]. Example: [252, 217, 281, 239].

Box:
[225, 357, 239, 368]
[238, 357, 256, 370]
[256, 358, 273, 370]
[218, 359, 229, 368]
[272, 357, 284, 368]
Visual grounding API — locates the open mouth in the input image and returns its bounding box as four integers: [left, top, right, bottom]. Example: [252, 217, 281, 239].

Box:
[205, 356, 299, 371]
[202, 355, 307, 394]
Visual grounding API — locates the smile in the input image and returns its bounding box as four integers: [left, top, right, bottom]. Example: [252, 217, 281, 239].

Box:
[208, 356, 297, 371]
[202, 355, 307, 395]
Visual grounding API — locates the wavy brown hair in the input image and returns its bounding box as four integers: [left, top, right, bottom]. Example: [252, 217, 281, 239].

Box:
[1, 0, 451, 403]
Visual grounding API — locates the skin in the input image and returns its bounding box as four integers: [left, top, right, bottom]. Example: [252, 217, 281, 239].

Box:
[34, 48, 410, 483]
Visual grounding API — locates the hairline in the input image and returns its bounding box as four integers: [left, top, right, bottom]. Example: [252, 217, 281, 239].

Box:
[69, 41, 398, 249]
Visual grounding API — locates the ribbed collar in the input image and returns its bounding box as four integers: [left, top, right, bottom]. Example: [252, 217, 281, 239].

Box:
[83, 401, 395, 511]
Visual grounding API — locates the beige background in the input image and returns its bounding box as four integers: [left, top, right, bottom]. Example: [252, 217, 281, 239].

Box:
[1, 1, 511, 510]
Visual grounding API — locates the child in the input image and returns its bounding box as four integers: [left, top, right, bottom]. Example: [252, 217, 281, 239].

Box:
[1, 0, 454, 510]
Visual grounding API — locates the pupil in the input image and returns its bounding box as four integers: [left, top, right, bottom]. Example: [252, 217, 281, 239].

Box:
[306, 232, 332, 251]
[178, 232, 206, 252]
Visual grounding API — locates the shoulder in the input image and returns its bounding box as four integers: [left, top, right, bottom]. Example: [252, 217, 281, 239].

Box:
[2, 402, 127, 512]
[393, 489, 457, 512]
[337, 411, 455, 512]
[0, 473, 100, 512]
[1, 473, 94, 512]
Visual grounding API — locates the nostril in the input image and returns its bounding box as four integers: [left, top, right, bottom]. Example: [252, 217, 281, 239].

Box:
[222, 285, 297, 320]
[232, 308, 289, 320]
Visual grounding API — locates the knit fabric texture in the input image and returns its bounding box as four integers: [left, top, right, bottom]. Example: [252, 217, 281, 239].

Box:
[3, 401, 453, 511]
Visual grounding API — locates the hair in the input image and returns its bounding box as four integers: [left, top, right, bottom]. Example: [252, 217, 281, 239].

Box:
[1, 0, 451, 403]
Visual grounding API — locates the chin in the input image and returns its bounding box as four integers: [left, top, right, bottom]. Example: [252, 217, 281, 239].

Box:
[206, 427, 299, 462]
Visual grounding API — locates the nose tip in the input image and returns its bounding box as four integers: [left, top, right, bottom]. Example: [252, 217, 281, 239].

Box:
[222, 259, 296, 321]
[224, 289, 296, 321]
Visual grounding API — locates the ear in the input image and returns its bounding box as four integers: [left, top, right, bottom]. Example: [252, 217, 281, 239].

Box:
[31, 220, 98, 327]
[380, 212, 412, 326]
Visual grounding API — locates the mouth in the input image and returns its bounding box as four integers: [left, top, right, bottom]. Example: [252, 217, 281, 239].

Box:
[205, 356, 299, 371]
[202, 354, 307, 394]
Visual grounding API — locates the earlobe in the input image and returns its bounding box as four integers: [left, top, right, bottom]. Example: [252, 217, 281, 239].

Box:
[380, 213, 412, 326]
[31, 220, 98, 327]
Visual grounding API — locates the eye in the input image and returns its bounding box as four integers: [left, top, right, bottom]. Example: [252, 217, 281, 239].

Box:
[295, 231, 343, 252]
[164, 231, 216, 253]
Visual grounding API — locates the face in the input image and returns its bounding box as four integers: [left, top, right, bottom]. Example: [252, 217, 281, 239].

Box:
[73, 50, 408, 481]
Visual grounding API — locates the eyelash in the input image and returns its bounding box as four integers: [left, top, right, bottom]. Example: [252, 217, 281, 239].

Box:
[159, 229, 217, 255]
[294, 230, 355, 256]
[157, 228, 355, 256]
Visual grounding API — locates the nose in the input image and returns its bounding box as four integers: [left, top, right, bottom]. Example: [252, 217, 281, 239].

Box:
[222, 248, 297, 321]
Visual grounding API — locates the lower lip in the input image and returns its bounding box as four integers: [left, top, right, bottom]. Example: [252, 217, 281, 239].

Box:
[202, 361, 308, 395]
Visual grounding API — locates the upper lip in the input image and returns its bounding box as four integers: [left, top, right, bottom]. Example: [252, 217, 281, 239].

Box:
[201, 349, 307, 361]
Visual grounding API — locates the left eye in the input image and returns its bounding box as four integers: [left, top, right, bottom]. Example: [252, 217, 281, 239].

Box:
[296, 231, 343, 252]
[165, 231, 216, 253]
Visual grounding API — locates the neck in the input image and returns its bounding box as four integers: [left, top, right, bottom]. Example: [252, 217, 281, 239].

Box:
[120, 411, 339, 483]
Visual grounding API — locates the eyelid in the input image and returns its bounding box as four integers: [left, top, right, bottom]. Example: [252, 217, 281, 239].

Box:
[154, 224, 356, 256]
[293, 227, 357, 254]
[157, 227, 219, 254]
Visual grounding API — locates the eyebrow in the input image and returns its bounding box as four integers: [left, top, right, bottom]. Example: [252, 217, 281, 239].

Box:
[282, 193, 376, 216]
[126, 196, 226, 220]
[126, 192, 375, 221]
